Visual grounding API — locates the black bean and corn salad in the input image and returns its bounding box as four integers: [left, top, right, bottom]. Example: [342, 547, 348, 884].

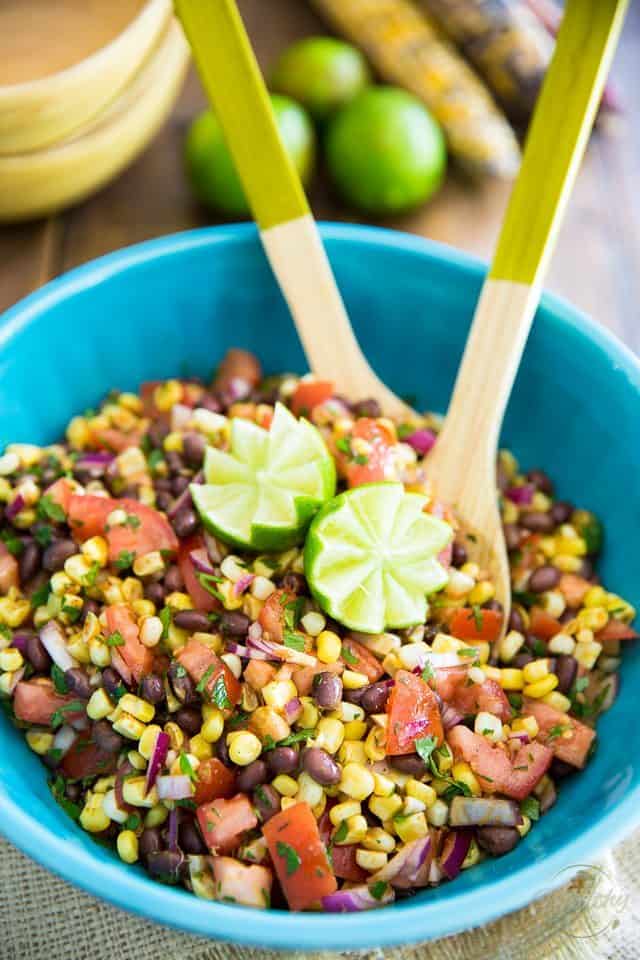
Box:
[0, 348, 636, 912]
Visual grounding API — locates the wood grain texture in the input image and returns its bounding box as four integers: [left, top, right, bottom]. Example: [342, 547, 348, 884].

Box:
[0, 0, 638, 353]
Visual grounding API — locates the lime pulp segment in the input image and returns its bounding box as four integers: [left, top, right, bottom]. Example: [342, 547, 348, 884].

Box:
[304, 482, 452, 633]
[190, 402, 336, 550]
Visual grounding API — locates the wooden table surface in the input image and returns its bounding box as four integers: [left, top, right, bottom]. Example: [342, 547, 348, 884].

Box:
[1, 0, 639, 351]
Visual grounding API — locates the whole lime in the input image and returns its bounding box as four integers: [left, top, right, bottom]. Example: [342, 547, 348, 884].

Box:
[270, 36, 371, 121]
[326, 87, 446, 215]
[185, 94, 315, 217]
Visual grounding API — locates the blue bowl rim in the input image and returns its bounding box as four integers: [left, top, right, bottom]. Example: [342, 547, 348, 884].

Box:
[1, 221, 639, 950]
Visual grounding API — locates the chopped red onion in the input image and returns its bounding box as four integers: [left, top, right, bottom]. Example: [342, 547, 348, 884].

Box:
[405, 429, 437, 456]
[322, 884, 394, 912]
[449, 796, 522, 828]
[225, 641, 250, 657]
[284, 697, 302, 723]
[189, 548, 215, 575]
[204, 532, 223, 564]
[440, 830, 473, 880]
[505, 484, 535, 505]
[40, 620, 78, 672]
[145, 730, 170, 794]
[369, 836, 432, 890]
[110, 647, 133, 685]
[11, 633, 29, 654]
[52, 724, 76, 758]
[75, 452, 115, 468]
[168, 807, 180, 851]
[157, 774, 194, 801]
[247, 621, 263, 643]
[440, 701, 464, 731]
[6, 494, 25, 521]
[233, 573, 255, 596]
[508, 730, 531, 746]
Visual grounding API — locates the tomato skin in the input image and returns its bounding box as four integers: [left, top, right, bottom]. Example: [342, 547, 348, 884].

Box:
[193, 757, 237, 804]
[386, 669, 443, 755]
[340, 637, 384, 682]
[262, 802, 336, 911]
[211, 857, 272, 909]
[258, 588, 296, 643]
[523, 699, 596, 768]
[448, 724, 552, 800]
[177, 534, 220, 613]
[62, 741, 117, 779]
[0, 541, 19, 593]
[291, 380, 334, 417]
[448, 608, 503, 643]
[345, 419, 395, 487]
[197, 794, 258, 855]
[292, 660, 343, 697]
[68, 495, 178, 563]
[13, 679, 83, 726]
[176, 637, 242, 706]
[528, 607, 563, 640]
[596, 620, 639, 642]
[558, 574, 591, 608]
[244, 660, 277, 691]
[91, 427, 143, 453]
[436, 672, 512, 723]
[44, 478, 74, 515]
[105, 604, 153, 684]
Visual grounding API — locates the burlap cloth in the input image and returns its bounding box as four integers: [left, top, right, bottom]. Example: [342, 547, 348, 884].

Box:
[1, 829, 639, 960]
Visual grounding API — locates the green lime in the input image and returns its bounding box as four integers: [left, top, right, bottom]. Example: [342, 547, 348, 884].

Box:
[304, 483, 452, 633]
[191, 403, 336, 551]
[270, 37, 371, 122]
[326, 87, 446, 215]
[185, 94, 315, 217]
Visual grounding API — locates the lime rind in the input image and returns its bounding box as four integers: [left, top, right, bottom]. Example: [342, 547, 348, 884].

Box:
[192, 402, 335, 550]
[304, 481, 452, 633]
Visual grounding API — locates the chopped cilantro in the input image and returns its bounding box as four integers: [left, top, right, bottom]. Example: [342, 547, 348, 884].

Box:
[276, 840, 301, 876]
[179, 752, 198, 782]
[369, 880, 388, 901]
[284, 598, 304, 630]
[114, 550, 135, 571]
[335, 436, 352, 455]
[84, 561, 100, 587]
[125, 813, 141, 831]
[520, 796, 540, 821]
[341, 644, 358, 666]
[580, 516, 603, 555]
[415, 735, 437, 764]
[262, 735, 277, 752]
[283, 632, 305, 652]
[547, 723, 568, 741]
[277, 729, 315, 747]
[62, 603, 82, 624]
[458, 646, 480, 659]
[227, 709, 249, 729]
[196, 664, 216, 694]
[196, 572, 225, 603]
[211, 674, 232, 710]
[106, 631, 125, 647]
[507, 693, 523, 710]
[333, 820, 348, 844]
[34, 524, 53, 548]
[147, 449, 164, 472]
[513, 590, 537, 608]
[50, 775, 81, 820]
[159, 605, 171, 640]
[397, 424, 414, 439]
[471, 605, 484, 631]
[50, 700, 84, 730]
[175, 798, 197, 810]
[124, 514, 141, 529]
[37, 494, 66, 523]
[31, 580, 51, 608]
[0, 530, 23, 556]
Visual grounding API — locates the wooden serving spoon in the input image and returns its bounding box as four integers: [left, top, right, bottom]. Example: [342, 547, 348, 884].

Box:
[175, 0, 627, 622]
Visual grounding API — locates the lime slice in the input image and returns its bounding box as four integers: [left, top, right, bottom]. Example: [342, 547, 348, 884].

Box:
[304, 483, 452, 633]
[191, 403, 336, 551]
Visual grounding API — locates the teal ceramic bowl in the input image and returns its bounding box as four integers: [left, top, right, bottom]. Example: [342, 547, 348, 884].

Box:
[0, 224, 638, 950]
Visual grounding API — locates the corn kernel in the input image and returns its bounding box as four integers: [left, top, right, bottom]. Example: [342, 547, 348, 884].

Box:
[249, 576, 275, 602]
[64, 554, 94, 585]
[314, 717, 344, 754]
[119, 694, 155, 724]
[574, 640, 603, 671]
[343, 719, 367, 741]
[512, 716, 539, 738]
[0, 647, 23, 672]
[334, 701, 365, 723]
[89, 637, 111, 668]
[93, 775, 116, 795]
[394, 811, 429, 843]
[474, 711, 504, 742]
[452, 761, 481, 797]
[364, 726, 387, 763]
[335, 814, 367, 845]
[26, 730, 54, 755]
[190, 734, 213, 761]
[66, 417, 91, 449]
[227, 730, 262, 766]
[498, 630, 525, 663]
[66, 635, 90, 664]
[87, 688, 115, 721]
[362, 827, 396, 853]
[523, 674, 559, 699]
[523, 659, 550, 684]
[445, 569, 475, 598]
[372, 771, 395, 797]
[131, 551, 164, 578]
[300, 611, 325, 637]
[297, 771, 324, 807]
[80, 793, 110, 833]
[316, 630, 341, 663]
[540, 589, 566, 619]
[249, 706, 291, 743]
[406, 779, 437, 808]
[462, 837, 482, 870]
[541, 691, 571, 713]
[517, 814, 532, 838]
[356, 849, 388, 872]
[468, 580, 494, 606]
[262, 679, 298, 712]
[426, 798, 448, 827]
[499, 668, 524, 691]
[80, 536, 108, 567]
[548, 632, 576, 655]
[272, 775, 298, 797]
[49, 572, 73, 597]
[338, 740, 367, 765]
[113, 713, 146, 740]
[154, 380, 183, 412]
[145, 804, 169, 828]
[200, 710, 224, 743]
[369, 793, 403, 822]
[102, 789, 128, 825]
[342, 669, 368, 690]
[122, 777, 158, 808]
[329, 800, 361, 825]
[138, 725, 162, 760]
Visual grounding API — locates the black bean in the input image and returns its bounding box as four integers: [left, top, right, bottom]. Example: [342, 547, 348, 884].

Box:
[168, 661, 196, 704]
[389, 754, 427, 776]
[361, 681, 390, 714]
[550, 501, 573, 525]
[102, 667, 125, 696]
[179, 819, 207, 854]
[484, 599, 503, 612]
[199, 394, 222, 414]
[18, 542, 40, 583]
[503, 524, 523, 551]
[477, 827, 520, 857]
[236, 759, 268, 793]
[451, 541, 468, 567]
[281, 572, 307, 595]
[174, 610, 211, 632]
[342, 687, 365, 706]
[266, 746, 299, 777]
[253, 784, 280, 823]
[508, 608, 525, 634]
[80, 599, 101, 624]
[512, 652, 534, 669]
[171, 475, 190, 497]
[154, 477, 173, 493]
[216, 736, 234, 768]
[25, 633, 51, 673]
[174, 706, 202, 736]
[301, 747, 341, 785]
[65, 782, 82, 802]
[352, 398, 381, 418]
[313, 672, 343, 710]
[166, 452, 184, 474]
[147, 420, 169, 449]
[220, 611, 250, 636]
[92, 720, 124, 753]
[162, 567, 182, 595]
[139, 827, 163, 862]
[183, 432, 206, 467]
[42, 538, 76, 573]
[555, 654, 578, 695]
[155, 491, 173, 513]
[140, 673, 164, 705]
[64, 668, 92, 700]
[145, 582, 166, 606]
[171, 507, 199, 539]
[577, 558, 595, 580]
[147, 850, 184, 884]
[520, 511, 555, 534]
[528, 565, 561, 593]
[550, 758, 575, 780]
[526, 469, 554, 496]
[525, 634, 548, 656]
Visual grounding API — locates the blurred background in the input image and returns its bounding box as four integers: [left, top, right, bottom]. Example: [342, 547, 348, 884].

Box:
[0, 0, 638, 349]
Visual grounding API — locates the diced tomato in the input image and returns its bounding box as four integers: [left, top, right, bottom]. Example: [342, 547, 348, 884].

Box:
[262, 802, 336, 911]
[197, 794, 258, 855]
[244, 660, 277, 691]
[523, 699, 596, 769]
[345, 419, 396, 488]
[68, 494, 178, 563]
[432, 665, 469, 702]
[44, 477, 74, 515]
[68, 494, 113, 541]
[13, 680, 84, 727]
[176, 637, 241, 706]
[211, 857, 272, 909]
[258, 588, 296, 643]
[105, 605, 152, 684]
[451, 677, 512, 723]
[193, 757, 237, 805]
[212, 348, 262, 393]
[448, 608, 503, 643]
[386, 669, 443, 756]
[140, 381, 164, 417]
[91, 427, 144, 453]
[448, 724, 552, 800]
[340, 637, 384, 682]
[292, 660, 343, 697]
[558, 574, 592, 608]
[62, 741, 117, 779]
[528, 607, 563, 640]
[177, 534, 220, 613]
[291, 380, 334, 417]
[596, 620, 639, 642]
[0, 541, 19, 593]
